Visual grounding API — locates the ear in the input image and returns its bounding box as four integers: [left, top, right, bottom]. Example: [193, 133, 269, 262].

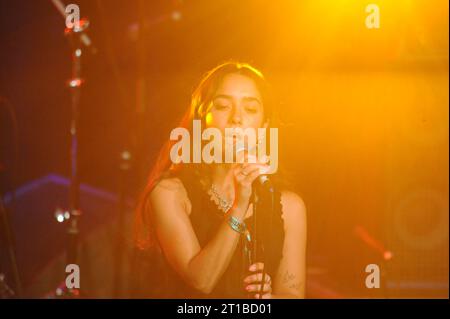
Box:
[263, 119, 269, 129]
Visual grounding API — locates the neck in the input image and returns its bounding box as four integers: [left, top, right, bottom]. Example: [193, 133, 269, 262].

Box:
[208, 163, 254, 219]
[210, 163, 235, 198]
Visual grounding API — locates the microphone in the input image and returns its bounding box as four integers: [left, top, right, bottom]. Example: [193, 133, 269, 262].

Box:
[235, 140, 274, 192]
[257, 174, 274, 192]
[253, 154, 274, 192]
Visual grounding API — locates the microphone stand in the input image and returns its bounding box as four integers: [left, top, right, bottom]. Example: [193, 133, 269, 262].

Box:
[251, 181, 275, 299]
[60, 18, 95, 298]
[49, 0, 95, 297]
[113, 150, 131, 298]
[65, 23, 84, 269]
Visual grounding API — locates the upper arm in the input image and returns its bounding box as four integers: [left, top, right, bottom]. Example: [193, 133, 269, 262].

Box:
[272, 191, 307, 298]
[148, 178, 201, 285]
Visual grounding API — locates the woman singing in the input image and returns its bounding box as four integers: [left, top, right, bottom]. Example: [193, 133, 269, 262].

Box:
[133, 61, 307, 299]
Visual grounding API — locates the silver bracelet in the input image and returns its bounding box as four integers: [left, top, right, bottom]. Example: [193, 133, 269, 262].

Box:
[227, 215, 247, 234]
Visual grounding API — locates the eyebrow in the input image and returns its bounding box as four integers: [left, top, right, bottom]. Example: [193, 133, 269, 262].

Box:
[213, 94, 262, 105]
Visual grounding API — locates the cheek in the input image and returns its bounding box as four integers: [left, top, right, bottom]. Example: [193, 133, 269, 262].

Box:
[250, 113, 265, 128]
[205, 111, 228, 129]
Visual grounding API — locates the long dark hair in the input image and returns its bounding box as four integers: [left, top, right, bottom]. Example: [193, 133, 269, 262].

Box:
[134, 61, 279, 250]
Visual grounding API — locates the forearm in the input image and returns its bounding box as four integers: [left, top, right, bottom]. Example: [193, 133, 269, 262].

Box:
[186, 207, 247, 294]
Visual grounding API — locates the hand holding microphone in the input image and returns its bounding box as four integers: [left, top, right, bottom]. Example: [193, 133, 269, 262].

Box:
[232, 152, 271, 211]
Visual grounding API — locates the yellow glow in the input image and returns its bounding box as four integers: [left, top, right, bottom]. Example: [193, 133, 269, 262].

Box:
[205, 112, 213, 126]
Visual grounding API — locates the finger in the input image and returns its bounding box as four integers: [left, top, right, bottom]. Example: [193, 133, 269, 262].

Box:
[238, 164, 256, 174]
[245, 163, 269, 172]
[233, 167, 247, 182]
[233, 164, 243, 174]
[234, 173, 245, 183]
[245, 283, 272, 293]
[242, 168, 262, 185]
[234, 172, 244, 183]
[254, 293, 272, 299]
[238, 163, 268, 178]
[233, 164, 253, 177]
[234, 166, 260, 186]
[244, 272, 271, 284]
[241, 165, 261, 177]
[249, 262, 265, 272]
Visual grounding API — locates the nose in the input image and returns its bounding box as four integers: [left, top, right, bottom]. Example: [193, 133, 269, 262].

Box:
[230, 106, 242, 125]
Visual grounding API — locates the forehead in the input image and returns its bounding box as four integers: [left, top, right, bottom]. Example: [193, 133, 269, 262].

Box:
[214, 73, 262, 101]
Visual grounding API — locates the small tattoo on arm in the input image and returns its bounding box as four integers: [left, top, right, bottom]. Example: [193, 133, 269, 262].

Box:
[282, 271, 302, 291]
[288, 282, 301, 290]
[282, 271, 295, 283]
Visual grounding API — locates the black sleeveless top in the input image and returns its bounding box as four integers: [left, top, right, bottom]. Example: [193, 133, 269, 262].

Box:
[133, 169, 285, 298]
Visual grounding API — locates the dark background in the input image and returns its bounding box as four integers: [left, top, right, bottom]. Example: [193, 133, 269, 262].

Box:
[0, 0, 448, 297]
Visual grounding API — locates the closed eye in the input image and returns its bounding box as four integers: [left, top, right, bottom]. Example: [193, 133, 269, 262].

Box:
[213, 103, 231, 111]
[212, 96, 233, 111]
[245, 106, 258, 113]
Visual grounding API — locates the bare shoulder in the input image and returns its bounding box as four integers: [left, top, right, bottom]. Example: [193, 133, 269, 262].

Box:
[280, 190, 307, 230]
[152, 176, 185, 193]
[149, 176, 192, 216]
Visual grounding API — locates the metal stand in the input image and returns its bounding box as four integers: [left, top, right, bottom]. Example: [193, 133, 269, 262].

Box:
[113, 150, 131, 297]
[65, 26, 84, 268]
[52, 19, 93, 299]
[250, 183, 275, 299]
[48, 15, 93, 299]
[48, 0, 97, 298]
